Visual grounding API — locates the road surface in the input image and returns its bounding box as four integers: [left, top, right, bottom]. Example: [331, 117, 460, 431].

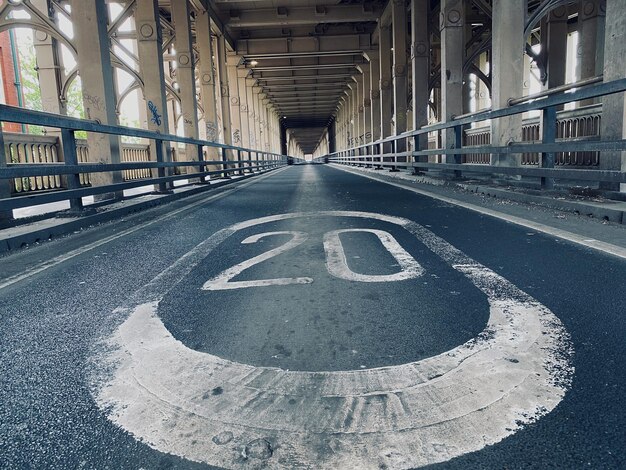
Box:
[0, 164, 624, 469]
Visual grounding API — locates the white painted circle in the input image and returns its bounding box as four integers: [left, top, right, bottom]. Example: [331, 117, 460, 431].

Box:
[91, 211, 573, 469]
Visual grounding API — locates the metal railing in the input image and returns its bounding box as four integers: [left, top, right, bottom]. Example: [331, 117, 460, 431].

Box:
[325, 78, 626, 190]
[464, 104, 602, 166]
[4, 134, 155, 194]
[5, 133, 62, 193]
[120, 143, 152, 181]
[0, 106, 290, 218]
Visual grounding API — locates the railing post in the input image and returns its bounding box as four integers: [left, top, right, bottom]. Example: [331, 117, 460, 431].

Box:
[0, 126, 14, 226]
[154, 138, 168, 193]
[60, 128, 83, 212]
[412, 135, 422, 175]
[453, 124, 463, 178]
[221, 147, 229, 179]
[197, 144, 207, 182]
[541, 105, 556, 190]
[237, 149, 244, 175]
[389, 138, 399, 172]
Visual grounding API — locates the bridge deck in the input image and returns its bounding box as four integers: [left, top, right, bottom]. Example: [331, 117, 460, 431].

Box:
[0, 164, 625, 469]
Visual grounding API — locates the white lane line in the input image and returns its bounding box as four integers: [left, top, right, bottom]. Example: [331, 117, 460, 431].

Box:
[332, 165, 626, 260]
[0, 169, 288, 291]
[92, 210, 573, 470]
[323, 228, 423, 282]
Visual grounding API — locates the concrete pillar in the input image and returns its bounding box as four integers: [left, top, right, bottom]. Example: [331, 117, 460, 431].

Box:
[600, 0, 626, 191]
[542, 7, 568, 91]
[254, 87, 264, 149]
[336, 104, 342, 150]
[411, 0, 430, 152]
[71, 0, 121, 199]
[344, 98, 349, 148]
[578, 0, 606, 106]
[379, 24, 393, 142]
[196, 7, 220, 169]
[341, 99, 350, 149]
[216, 35, 233, 150]
[440, 0, 464, 163]
[246, 78, 258, 148]
[491, 0, 524, 167]
[136, 0, 171, 188]
[353, 83, 360, 145]
[171, 0, 199, 169]
[226, 56, 243, 148]
[362, 68, 372, 143]
[369, 54, 381, 143]
[259, 92, 268, 151]
[356, 78, 363, 145]
[345, 85, 353, 147]
[236, 69, 251, 148]
[392, 0, 408, 152]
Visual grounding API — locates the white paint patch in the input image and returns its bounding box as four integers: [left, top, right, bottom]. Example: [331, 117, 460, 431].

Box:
[91, 211, 573, 470]
[203, 231, 313, 290]
[323, 228, 423, 282]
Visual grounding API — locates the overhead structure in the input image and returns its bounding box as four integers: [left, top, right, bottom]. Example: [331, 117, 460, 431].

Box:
[207, 0, 384, 154]
[0, 0, 623, 180]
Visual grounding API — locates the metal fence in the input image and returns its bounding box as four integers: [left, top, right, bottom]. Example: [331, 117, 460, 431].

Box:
[4, 134, 156, 194]
[326, 78, 626, 190]
[5, 133, 62, 193]
[0, 106, 290, 218]
[464, 104, 602, 166]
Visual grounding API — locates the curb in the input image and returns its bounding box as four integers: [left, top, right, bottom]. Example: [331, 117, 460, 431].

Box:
[336, 165, 626, 225]
[460, 183, 625, 224]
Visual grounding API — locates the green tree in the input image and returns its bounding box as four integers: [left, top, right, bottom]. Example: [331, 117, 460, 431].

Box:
[17, 29, 44, 135]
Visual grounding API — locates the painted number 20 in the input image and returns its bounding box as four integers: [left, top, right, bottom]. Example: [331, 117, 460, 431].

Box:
[202, 229, 423, 291]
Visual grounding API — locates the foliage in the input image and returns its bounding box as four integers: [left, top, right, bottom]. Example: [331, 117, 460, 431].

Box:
[16, 30, 44, 135]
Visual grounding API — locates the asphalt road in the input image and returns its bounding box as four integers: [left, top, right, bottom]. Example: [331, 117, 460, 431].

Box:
[0, 164, 624, 469]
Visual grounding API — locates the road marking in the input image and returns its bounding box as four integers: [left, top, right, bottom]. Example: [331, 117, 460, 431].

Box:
[332, 165, 626, 260]
[91, 211, 573, 470]
[0, 169, 288, 291]
[203, 231, 313, 290]
[323, 228, 423, 282]
[204, 227, 423, 290]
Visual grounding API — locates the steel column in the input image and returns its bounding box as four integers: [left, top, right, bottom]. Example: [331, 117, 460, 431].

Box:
[491, 0, 524, 168]
[71, 0, 122, 200]
[440, 0, 465, 164]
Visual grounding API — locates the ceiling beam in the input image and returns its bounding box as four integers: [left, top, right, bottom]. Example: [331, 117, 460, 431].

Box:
[193, 0, 235, 50]
[262, 83, 349, 90]
[243, 50, 366, 61]
[251, 64, 360, 72]
[256, 74, 357, 82]
[237, 35, 372, 56]
[226, 5, 381, 29]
